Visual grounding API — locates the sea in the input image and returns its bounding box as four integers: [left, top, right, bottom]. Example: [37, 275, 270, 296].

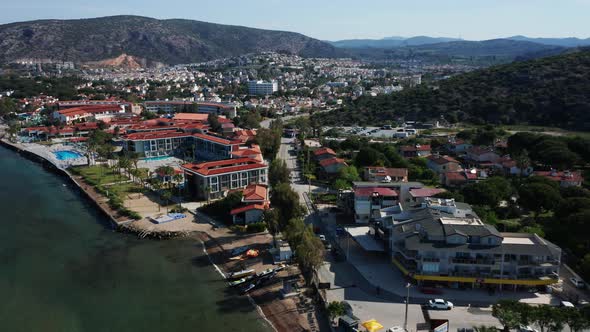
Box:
[0, 145, 272, 332]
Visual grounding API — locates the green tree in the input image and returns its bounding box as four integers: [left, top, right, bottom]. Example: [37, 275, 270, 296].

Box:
[531, 305, 564, 332]
[270, 183, 304, 225]
[327, 301, 346, 321]
[207, 113, 222, 133]
[492, 300, 522, 332]
[518, 183, 561, 216]
[269, 159, 290, 187]
[562, 307, 590, 332]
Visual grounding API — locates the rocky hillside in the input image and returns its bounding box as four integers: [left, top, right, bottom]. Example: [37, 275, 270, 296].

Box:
[0, 15, 345, 66]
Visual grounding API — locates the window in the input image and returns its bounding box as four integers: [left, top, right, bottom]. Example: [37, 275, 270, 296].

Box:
[240, 172, 248, 187]
[231, 173, 239, 189]
[209, 177, 219, 193]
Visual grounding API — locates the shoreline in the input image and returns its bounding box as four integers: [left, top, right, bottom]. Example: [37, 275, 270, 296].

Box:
[0, 137, 318, 332]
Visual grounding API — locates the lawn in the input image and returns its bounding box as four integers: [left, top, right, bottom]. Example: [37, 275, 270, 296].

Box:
[103, 182, 143, 200]
[73, 165, 129, 185]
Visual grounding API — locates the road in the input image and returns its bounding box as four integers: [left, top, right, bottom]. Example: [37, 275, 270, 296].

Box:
[277, 136, 319, 215]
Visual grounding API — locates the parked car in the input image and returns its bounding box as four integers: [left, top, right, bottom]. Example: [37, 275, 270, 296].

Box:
[519, 325, 539, 332]
[561, 301, 575, 308]
[428, 299, 454, 310]
[570, 277, 586, 289]
[387, 326, 404, 332]
[318, 234, 326, 242]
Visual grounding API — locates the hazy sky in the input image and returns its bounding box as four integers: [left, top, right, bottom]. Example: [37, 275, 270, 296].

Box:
[2, 0, 590, 41]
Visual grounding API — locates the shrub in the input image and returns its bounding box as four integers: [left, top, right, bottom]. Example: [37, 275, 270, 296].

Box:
[247, 222, 267, 233]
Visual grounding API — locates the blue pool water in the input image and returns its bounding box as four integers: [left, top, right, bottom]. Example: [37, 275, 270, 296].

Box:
[143, 156, 170, 161]
[54, 150, 83, 160]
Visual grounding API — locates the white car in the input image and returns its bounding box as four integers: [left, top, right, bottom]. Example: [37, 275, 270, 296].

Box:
[519, 325, 539, 332]
[428, 298, 454, 310]
[318, 234, 326, 242]
[570, 277, 586, 289]
[387, 326, 404, 332]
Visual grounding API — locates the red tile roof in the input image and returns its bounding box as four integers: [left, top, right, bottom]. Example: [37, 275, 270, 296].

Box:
[426, 155, 460, 165]
[400, 144, 431, 152]
[355, 187, 399, 197]
[230, 203, 269, 215]
[534, 171, 583, 183]
[193, 133, 241, 145]
[181, 158, 267, 176]
[319, 157, 347, 167]
[313, 147, 337, 157]
[242, 184, 268, 202]
[366, 167, 408, 178]
[123, 131, 193, 141]
[409, 188, 446, 198]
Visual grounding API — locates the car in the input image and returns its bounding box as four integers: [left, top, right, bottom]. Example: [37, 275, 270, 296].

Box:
[387, 326, 404, 332]
[324, 243, 332, 250]
[561, 301, 575, 308]
[519, 325, 539, 332]
[318, 234, 326, 242]
[428, 299, 454, 310]
[570, 277, 586, 289]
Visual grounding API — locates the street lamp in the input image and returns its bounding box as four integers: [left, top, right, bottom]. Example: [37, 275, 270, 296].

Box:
[403, 282, 411, 331]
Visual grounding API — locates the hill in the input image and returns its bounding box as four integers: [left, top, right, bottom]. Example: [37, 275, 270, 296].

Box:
[314, 49, 590, 131]
[0, 15, 345, 66]
[508, 35, 590, 48]
[343, 39, 565, 64]
[329, 36, 462, 48]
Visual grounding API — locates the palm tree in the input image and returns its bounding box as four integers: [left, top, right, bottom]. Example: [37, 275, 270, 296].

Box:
[161, 190, 173, 213]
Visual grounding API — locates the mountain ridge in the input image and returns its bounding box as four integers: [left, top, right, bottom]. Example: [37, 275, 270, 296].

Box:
[0, 15, 345, 66]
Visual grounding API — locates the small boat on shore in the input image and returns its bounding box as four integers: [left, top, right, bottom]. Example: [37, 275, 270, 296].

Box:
[228, 269, 255, 280]
[256, 268, 274, 278]
[228, 275, 253, 287]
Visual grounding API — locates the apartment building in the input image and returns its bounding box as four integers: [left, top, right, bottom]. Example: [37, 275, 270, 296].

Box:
[193, 133, 242, 161]
[181, 158, 268, 200]
[248, 80, 278, 96]
[122, 131, 194, 158]
[378, 198, 561, 289]
[363, 167, 408, 183]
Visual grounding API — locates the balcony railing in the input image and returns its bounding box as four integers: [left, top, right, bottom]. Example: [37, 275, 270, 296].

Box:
[451, 258, 495, 265]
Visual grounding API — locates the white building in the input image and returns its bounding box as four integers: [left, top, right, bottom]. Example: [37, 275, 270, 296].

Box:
[248, 80, 278, 96]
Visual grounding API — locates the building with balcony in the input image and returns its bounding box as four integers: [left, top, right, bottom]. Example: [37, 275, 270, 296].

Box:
[193, 133, 242, 161]
[122, 131, 194, 158]
[363, 167, 408, 183]
[181, 158, 268, 201]
[377, 198, 561, 289]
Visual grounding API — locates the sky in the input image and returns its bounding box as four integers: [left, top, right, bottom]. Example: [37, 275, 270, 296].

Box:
[2, 0, 590, 41]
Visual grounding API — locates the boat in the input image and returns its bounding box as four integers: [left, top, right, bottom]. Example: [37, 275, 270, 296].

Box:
[228, 269, 255, 280]
[257, 268, 275, 278]
[241, 283, 256, 294]
[228, 275, 253, 287]
[230, 246, 249, 257]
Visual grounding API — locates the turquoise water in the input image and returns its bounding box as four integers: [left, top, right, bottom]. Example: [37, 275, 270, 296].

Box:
[143, 156, 170, 161]
[0, 145, 272, 332]
[54, 150, 83, 160]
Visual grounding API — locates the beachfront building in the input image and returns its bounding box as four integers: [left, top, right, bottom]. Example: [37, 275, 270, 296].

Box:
[122, 131, 194, 158]
[377, 198, 561, 289]
[193, 133, 243, 161]
[52, 105, 127, 124]
[181, 158, 268, 201]
[230, 184, 270, 225]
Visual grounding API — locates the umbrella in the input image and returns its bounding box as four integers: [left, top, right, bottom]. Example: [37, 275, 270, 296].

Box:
[362, 319, 384, 332]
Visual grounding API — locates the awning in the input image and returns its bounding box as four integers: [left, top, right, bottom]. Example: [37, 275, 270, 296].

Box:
[345, 227, 385, 252]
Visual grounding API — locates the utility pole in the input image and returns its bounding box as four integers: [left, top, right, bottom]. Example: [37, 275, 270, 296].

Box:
[404, 283, 411, 331]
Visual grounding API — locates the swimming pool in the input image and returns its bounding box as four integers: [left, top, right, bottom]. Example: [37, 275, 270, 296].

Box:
[143, 156, 171, 161]
[54, 150, 84, 161]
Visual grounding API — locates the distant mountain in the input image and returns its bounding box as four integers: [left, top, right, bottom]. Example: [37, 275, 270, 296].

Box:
[315, 48, 590, 131]
[345, 39, 566, 63]
[329, 36, 462, 48]
[508, 35, 590, 48]
[0, 15, 345, 66]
